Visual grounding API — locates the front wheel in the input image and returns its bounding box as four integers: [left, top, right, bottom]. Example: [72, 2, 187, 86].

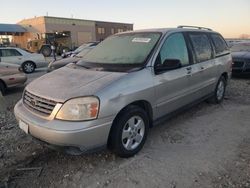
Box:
[22, 61, 35, 74]
[109, 105, 149, 158]
[0, 81, 5, 96]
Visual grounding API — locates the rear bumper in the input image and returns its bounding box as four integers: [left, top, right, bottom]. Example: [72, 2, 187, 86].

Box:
[14, 100, 114, 152]
[232, 62, 250, 75]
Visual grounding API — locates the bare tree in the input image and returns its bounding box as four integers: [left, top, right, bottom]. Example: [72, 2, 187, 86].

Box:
[239, 34, 250, 39]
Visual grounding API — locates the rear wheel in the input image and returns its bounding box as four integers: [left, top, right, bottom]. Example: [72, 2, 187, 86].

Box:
[209, 76, 226, 104]
[22, 61, 35, 74]
[109, 105, 149, 158]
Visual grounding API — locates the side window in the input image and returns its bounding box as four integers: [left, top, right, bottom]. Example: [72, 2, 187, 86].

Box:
[211, 34, 229, 55]
[11, 49, 22, 56]
[157, 33, 189, 66]
[1, 49, 22, 57]
[189, 33, 212, 63]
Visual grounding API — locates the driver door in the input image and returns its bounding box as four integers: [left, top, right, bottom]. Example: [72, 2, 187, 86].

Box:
[153, 32, 194, 119]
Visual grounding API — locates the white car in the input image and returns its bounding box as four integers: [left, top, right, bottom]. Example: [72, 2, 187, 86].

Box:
[0, 47, 47, 73]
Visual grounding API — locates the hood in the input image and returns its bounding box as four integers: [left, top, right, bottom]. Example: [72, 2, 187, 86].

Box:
[26, 65, 127, 102]
[232, 51, 250, 59]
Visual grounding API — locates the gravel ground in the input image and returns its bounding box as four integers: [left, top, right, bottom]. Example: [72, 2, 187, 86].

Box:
[0, 74, 250, 188]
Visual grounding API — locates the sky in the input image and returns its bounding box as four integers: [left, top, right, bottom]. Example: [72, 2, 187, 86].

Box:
[0, 0, 249, 38]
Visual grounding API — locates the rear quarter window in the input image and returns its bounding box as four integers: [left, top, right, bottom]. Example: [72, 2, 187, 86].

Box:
[211, 34, 229, 56]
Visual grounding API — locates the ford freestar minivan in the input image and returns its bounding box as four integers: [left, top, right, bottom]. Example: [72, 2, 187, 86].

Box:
[14, 26, 232, 158]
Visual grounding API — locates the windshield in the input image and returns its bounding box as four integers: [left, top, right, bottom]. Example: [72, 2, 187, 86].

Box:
[74, 44, 90, 53]
[78, 32, 161, 65]
[75, 47, 93, 58]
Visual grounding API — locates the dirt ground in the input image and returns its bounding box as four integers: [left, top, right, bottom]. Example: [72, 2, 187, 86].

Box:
[0, 75, 250, 188]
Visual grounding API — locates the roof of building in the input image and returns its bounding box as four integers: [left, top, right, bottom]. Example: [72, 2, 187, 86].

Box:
[0, 24, 26, 33]
[18, 16, 134, 26]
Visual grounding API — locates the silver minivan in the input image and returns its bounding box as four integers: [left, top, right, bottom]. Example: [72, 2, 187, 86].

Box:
[14, 26, 232, 157]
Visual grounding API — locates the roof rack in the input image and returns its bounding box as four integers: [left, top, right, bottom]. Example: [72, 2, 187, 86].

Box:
[177, 25, 212, 31]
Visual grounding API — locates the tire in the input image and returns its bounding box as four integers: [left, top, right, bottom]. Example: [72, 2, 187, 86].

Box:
[41, 46, 52, 57]
[22, 61, 35, 74]
[209, 76, 226, 104]
[109, 105, 149, 158]
[0, 81, 6, 96]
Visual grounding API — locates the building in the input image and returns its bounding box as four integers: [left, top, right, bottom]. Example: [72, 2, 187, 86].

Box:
[11, 16, 133, 49]
[0, 24, 26, 46]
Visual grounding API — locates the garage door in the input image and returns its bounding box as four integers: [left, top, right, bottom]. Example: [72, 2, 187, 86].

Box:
[77, 32, 92, 46]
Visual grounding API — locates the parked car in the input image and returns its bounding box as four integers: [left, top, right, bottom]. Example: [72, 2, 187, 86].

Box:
[61, 42, 99, 58]
[0, 62, 27, 95]
[14, 26, 232, 158]
[0, 47, 47, 74]
[47, 46, 95, 72]
[232, 51, 250, 76]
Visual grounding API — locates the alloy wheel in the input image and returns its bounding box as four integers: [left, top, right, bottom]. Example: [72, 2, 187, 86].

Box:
[122, 116, 145, 151]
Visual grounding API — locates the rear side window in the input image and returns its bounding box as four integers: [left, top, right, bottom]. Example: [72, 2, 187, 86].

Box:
[211, 34, 228, 55]
[189, 33, 212, 63]
[1, 49, 22, 57]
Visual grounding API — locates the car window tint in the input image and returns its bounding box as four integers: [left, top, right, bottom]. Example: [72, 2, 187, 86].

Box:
[211, 34, 228, 55]
[1, 49, 22, 57]
[189, 33, 212, 63]
[158, 33, 189, 66]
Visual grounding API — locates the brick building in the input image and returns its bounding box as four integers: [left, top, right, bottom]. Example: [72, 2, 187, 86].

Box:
[12, 16, 133, 49]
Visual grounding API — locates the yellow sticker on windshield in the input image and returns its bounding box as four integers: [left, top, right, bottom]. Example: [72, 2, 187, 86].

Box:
[132, 38, 151, 43]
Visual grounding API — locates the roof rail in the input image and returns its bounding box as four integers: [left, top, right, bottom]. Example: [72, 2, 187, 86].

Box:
[177, 25, 212, 31]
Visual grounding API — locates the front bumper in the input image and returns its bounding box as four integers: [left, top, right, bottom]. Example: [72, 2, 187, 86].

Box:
[14, 100, 114, 152]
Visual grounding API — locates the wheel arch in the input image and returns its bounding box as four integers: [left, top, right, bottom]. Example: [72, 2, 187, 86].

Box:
[21, 60, 37, 70]
[107, 100, 153, 147]
[0, 79, 7, 94]
[22, 61, 36, 69]
[0, 79, 7, 89]
[221, 72, 228, 84]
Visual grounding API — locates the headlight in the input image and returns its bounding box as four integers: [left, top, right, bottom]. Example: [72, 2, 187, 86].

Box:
[56, 97, 99, 121]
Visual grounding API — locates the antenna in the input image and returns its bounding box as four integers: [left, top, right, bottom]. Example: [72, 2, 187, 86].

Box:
[46, 12, 49, 16]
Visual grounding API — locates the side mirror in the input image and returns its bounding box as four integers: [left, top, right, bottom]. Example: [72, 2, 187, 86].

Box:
[155, 59, 182, 73]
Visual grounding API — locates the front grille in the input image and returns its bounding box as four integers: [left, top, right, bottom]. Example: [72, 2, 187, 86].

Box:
[23, 91, 57, 115]
[233, 61, 245, 68]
